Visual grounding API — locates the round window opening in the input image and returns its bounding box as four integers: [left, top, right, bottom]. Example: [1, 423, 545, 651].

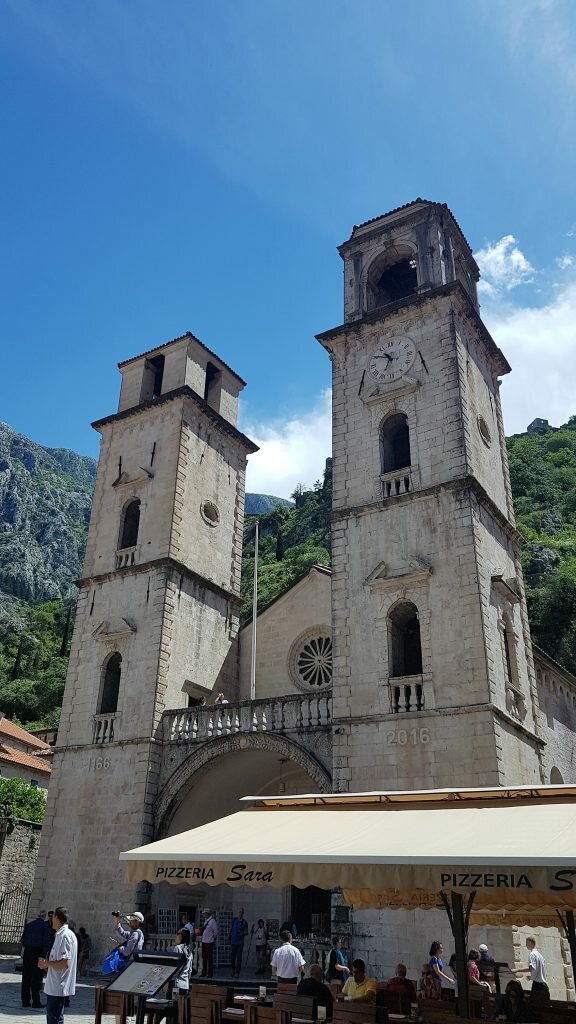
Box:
[477, 415, 492, 447]
[201, 501, 220, 526]
[289, 629, 333, 691]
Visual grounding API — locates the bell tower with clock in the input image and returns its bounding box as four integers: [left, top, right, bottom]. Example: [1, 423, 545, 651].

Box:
[317, 199, 544, 792]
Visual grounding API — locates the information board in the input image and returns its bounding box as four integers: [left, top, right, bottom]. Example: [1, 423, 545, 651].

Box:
[106, 954, 184, 997]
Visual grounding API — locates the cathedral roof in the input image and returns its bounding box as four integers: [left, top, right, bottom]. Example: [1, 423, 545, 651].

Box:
[118, 331, 247, 386]
[240, 563, 331, 628]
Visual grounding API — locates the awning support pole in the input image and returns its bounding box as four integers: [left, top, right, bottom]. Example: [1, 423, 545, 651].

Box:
[556, 909, 576, 986]
[452, 891, 471, 1018]
[440, 891, 474, 1017]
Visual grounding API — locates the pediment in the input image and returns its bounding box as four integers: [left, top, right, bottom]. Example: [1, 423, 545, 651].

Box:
[361, 377, 420, 406]
[92, 617, 138, 640]
[491, 571, 521, 604]
[366, 557, 432, 589]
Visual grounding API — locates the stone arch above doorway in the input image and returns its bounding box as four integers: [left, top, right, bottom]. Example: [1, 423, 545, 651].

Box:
[155, 731, 332, 838]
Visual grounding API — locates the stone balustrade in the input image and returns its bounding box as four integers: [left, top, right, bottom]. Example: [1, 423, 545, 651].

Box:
[93, 712, 119, 744]
[116, 545, 137, 569]
[389, 676, 424, 713]
[163, 692, 332, 744]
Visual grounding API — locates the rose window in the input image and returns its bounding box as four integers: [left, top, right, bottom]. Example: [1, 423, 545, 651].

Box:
[289, 631, 333, 691]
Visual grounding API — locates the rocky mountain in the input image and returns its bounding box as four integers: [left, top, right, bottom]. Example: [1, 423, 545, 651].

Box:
[0, 423, 96, 609]
[0, 422, 290, 623]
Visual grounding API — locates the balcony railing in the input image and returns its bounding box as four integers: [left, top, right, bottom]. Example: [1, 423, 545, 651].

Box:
[93, 712, 119, 744]
[389, 676, 424, 713]
[116, 545, 137, 569]
[380, 464, 420, 499]
[163, 692, 332, 744]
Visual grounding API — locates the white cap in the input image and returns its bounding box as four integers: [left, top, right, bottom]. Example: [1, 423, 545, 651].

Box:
[128, 912, 144, 923]
[479, 943, 488, 952]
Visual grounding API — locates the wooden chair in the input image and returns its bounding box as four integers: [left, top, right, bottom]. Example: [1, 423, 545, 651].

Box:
[275, 992, 317, 1024]
[247, 1005, 280, 1024]
[179, 987, 224, 1024]
[332, 1002, 378, 1024]
[277, 983, 300, 994]
[376, 987, 411, 1016]
[329, 983, 342, 1000]
[94, 985, 134, 1024]
[418, 998, 457, 1024]
[145, 999, 179, 1024]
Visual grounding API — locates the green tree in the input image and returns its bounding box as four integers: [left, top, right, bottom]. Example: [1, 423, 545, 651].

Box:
[0, 777, 46, 823]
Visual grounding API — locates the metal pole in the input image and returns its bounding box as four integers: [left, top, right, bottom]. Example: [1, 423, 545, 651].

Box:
[250, 521, 258, 701]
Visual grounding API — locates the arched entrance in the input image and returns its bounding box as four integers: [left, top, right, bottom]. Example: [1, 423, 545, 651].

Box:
[150, 735, 332, 966]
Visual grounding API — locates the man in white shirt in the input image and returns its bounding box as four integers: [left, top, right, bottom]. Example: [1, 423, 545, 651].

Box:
[513, 936, 549, 995]
[38, 906, 78, 1024]
[271, 931, 306, 983]
[201, 909, 218, 978]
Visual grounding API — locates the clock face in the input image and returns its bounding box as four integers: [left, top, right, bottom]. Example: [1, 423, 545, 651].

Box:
[368, 336, 417, 384]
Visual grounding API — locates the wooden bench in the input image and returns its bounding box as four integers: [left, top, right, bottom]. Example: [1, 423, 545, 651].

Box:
[247, 1006, 280, 1024]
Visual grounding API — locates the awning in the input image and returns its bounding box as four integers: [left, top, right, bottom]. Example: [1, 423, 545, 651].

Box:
[120, 785, 576, 913]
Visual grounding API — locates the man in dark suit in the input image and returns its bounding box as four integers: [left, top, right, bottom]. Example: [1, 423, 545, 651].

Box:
[20, 909, 51, 1008]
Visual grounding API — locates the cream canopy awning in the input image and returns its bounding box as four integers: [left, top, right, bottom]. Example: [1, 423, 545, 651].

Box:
[120, 785, 576, 915]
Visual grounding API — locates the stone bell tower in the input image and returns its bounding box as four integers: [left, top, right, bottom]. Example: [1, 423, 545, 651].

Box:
[32, 332, 257, 945]
[317, 199, 544, 792]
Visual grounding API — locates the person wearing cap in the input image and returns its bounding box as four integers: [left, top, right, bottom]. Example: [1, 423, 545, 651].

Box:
[111, 912, 145, 964]
[477, 943, 496, 991]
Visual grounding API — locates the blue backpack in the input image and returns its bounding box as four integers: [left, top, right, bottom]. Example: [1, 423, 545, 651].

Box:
[101, 948, 125, 975]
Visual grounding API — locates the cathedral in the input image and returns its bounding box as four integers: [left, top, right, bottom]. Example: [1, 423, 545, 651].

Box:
[32, 199, 576, 994]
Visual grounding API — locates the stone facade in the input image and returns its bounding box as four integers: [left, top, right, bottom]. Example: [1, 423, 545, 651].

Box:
[30, 202, 576, 995]
[32, 333, 258, 948]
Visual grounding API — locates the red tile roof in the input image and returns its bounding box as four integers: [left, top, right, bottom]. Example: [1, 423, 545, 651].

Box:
[0, 743, 52, 775]
[0, 717, 50, 750]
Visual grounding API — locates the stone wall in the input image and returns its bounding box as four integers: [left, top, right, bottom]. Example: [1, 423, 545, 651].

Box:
[0, 818, 42, 952]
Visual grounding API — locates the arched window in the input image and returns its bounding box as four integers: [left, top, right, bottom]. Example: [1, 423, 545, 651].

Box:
[388, 602, 422, 677]
[380, 414, 411, 473]
[119, 499, 140, 550]
[367, 252, 418, 311]
[550, 767, 564, 785]
[99, 653, 122, 715]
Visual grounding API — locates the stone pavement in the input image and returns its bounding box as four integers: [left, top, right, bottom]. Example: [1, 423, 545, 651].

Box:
[0, 957, 99, 1022]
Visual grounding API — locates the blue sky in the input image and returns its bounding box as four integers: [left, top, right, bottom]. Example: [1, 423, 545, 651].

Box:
[1, 0, 576, 496]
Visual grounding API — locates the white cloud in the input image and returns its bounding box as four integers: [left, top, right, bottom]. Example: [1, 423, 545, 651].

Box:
[556, 254, 575, 270]
[484, 280, 576, 434]
[244, 390, 331, 499]
[475, 235, 535, 296]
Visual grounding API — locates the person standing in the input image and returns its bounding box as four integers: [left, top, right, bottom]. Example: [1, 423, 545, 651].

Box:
[229, 909, 248, 978]
[20, 909, 51, 1008]
[271, 930, 305, 983]
[38, 906, 78, 1024]
[111, 911, 145, 964]
[254, 919, 268, 975]
[428, 941, 455, 998]
[172, 928, 194, 995]
[201, 909, 218, 978]
[513, 937, 549, 998]
[77, 928, 92, 976]
[477, 943, 496, 991]
[326, 936, 350, 983]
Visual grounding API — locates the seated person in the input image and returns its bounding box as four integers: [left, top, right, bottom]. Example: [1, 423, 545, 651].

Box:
[386, 963, 417, 1003]
[418, 963, 436, 999]
[298, 964, 334, 1018]
[341, 959, 377, 1003]
[494, 980, 528, 1023]
[467, 950, 491, 990]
